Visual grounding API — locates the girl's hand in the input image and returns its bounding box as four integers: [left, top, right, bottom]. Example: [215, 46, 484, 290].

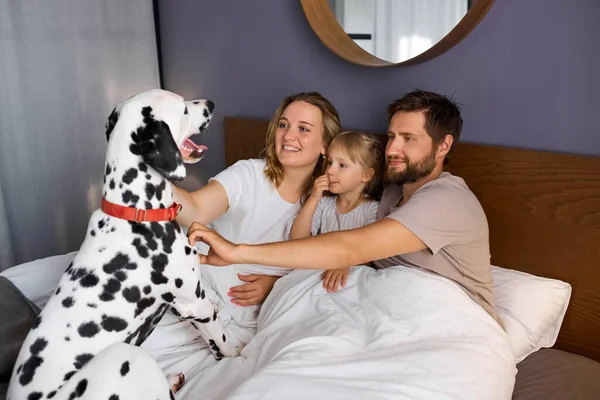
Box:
[321, 268, 350, 292]
[187, 222, 240, 266]
[228, 274, 280, 306]
[310, 175, 330, 200]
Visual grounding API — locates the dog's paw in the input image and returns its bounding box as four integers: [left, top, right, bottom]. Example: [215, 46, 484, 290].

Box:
[219, 342, 241, 358]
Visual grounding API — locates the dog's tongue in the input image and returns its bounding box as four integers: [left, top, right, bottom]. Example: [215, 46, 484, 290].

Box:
[184, 138, 208, 151]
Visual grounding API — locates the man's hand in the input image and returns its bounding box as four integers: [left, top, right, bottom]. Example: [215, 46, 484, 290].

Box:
[187, 222, 241, 266]
[228, 274, 279, 306]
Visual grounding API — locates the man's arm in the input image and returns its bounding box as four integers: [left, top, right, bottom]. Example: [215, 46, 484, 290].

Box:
[189, 218, 427, 270]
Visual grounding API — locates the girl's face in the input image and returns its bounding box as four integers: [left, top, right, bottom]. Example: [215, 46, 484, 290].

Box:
[325, 146, 373, 196]
[275, 101, 326, 170]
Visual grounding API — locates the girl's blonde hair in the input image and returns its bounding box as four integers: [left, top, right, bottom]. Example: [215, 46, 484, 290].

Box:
[263, 92, 341, 196]
[327, 131, 384, 200]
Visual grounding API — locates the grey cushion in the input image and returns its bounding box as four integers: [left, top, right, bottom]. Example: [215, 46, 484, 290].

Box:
[0, 276, 40, 388]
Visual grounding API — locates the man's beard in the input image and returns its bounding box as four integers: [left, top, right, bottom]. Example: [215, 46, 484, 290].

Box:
[385, 148, 437, 185]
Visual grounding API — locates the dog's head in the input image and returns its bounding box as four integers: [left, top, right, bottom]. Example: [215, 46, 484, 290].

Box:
[105, 89, 213, 181]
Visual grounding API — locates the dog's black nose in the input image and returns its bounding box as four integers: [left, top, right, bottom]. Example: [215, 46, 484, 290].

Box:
[206, 100, 215, 113]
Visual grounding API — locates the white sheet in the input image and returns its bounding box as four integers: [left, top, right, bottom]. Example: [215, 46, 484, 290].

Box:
[3, 256, 516, 400]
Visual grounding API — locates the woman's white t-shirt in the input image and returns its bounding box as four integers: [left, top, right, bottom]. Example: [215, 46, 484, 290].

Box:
[195, 159, 301, 327]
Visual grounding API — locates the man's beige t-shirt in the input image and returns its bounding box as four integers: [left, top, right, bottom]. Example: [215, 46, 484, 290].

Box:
[372, 172, 502, 327]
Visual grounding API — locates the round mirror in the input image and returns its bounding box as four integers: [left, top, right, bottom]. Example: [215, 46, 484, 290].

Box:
[301, 0, 495, 67]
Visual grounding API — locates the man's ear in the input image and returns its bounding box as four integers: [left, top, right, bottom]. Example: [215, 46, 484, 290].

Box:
[436, 134, 454, 160]
[130, 119, 186, 181]
[105, 107, 119, 142]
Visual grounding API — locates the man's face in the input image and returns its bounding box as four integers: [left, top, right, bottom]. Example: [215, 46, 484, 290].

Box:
[385, 111, 437, 185]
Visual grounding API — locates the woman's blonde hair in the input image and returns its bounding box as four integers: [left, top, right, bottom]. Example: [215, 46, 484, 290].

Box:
[327, 131, 384, 200]
[263, 92, 341, 195]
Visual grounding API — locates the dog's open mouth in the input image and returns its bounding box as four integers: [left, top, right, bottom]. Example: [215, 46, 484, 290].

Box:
[180, 137, 207, 164]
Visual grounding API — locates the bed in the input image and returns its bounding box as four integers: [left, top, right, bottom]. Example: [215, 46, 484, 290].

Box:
[2, 116, 600, 399]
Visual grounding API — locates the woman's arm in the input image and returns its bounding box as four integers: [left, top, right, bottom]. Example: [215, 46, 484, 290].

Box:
[173, 180, 229, 228]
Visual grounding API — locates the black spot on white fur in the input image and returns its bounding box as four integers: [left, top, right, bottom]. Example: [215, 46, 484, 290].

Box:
[105, 107, 119, 141]
[122, 286, 141, 303]
[122, 168, 138, 184]
[103, 253, 137, 274]
[99, 278, 121, 302]
[145, 183, 156, 200]
[18, 337, 48, 386]
[101, 315, 128, 332]
[156, 181, 166, 201]
[208, 339, 224, 360]
[161, 292, 174, 303]
[122, 190, 140, 206]
[62, 297, 74, 308]
[114, 270, 127, 282]
[150, 254, 169, 285]
[80, 272, 99, 287]
[175, 278, 183, 288]
[69, 379, 88, 399]
[134, 297, 156, 318]
[27, 392, 42, 400]
[132, 237, 149, 258]
[63, 371, 76, 381]
[77, 322, 99, 338]
[73, 353, 93, 370]
[120, 361, 130, 376]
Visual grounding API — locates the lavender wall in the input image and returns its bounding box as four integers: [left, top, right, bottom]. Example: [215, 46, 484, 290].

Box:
[158, 0, 600, 189]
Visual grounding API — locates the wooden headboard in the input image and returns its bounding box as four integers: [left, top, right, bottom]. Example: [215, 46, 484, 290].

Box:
[224, 116, 600, 362]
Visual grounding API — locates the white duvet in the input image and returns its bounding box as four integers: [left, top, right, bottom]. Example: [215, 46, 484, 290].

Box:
[3, 254, 516, 400]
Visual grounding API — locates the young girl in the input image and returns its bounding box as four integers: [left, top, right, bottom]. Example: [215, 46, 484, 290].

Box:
[288, 131, 384, 292]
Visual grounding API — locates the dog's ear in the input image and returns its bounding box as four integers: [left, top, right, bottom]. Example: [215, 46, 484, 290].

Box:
[105, 107, 119, 142]
[130, 118, 186, 181]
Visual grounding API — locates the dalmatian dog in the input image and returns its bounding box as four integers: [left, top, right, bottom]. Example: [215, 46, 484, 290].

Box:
[7, 89, 239, 400]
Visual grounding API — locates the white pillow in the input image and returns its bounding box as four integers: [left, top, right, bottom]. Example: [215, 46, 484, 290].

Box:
[491, 265, 572, 363]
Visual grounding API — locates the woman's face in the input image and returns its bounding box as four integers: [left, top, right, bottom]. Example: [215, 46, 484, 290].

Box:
[275, 101, 326, 170]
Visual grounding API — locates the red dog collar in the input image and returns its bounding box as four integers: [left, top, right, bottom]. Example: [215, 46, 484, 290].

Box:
[101, 198, 182, 222]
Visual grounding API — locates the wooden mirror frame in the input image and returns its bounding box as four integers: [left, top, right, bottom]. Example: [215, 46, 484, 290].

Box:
[300, 0, 496, 67]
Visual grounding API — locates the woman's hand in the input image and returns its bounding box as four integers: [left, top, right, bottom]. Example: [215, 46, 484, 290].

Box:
[187, 222, 241, 266]
[228, 274, 280, 306]
[321, 267, 350, 292]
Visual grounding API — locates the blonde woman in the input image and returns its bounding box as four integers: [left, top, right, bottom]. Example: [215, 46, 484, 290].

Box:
[169, 91, 340, 329]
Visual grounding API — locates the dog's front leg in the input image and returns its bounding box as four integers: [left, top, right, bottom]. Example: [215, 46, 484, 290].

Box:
[172, 279, 240, 360]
